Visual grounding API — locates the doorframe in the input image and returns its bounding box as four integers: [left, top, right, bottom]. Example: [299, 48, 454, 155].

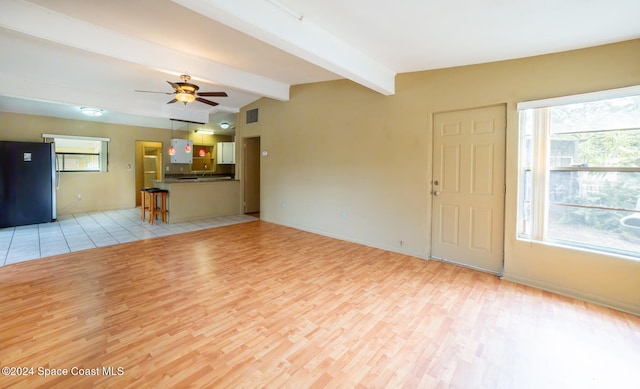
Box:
[134, 141, 163, 207]
[428, 104, 508, 275]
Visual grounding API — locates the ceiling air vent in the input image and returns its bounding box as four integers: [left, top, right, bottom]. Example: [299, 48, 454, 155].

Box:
[246, 108, 259, 124]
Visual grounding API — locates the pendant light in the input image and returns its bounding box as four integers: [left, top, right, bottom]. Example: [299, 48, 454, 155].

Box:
[184, 122, 192, 153]
[198, 128, 206, 157]
[168, 120, 176, 155]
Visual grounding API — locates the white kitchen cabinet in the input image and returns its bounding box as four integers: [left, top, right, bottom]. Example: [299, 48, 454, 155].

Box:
[217, 142, 235, 164]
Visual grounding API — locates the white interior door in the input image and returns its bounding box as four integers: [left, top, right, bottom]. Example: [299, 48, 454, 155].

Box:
[431, 105, 506, 274]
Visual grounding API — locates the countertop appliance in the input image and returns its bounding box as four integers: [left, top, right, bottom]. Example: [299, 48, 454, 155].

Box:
[0, 141, 57, 228]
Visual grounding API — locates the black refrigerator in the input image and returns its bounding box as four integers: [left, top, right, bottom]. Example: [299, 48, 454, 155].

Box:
[0, 141, 57, 228]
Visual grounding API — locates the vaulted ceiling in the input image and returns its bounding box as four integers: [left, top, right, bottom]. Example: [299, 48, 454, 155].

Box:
[1, 0, 638, 132]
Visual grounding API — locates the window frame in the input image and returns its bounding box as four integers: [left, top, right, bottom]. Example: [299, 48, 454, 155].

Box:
[42, 134, 110, 173]
[516, 86, 640, 259]
[56, 152, 101, 172]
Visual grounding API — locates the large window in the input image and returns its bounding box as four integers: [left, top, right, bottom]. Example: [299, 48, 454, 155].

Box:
[43, 134, 109, 172]
[518, 88, 640, 258]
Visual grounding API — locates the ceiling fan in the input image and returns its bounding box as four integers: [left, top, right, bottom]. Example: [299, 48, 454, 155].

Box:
[135, 74, 228, 106]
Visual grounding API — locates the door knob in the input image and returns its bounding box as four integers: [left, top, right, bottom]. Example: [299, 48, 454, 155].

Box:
[433, 191, 441, 196]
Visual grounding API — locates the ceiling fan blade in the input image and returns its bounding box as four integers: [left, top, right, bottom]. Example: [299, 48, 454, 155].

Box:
[197, 92, 228, 97]
[166, 98, 178, 104]
[167, 81, 184, 92]
[135, 90, 174, 94]
[196, 97, 219, 107]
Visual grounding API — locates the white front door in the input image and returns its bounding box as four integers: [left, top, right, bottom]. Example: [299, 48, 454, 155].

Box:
[431, 105, 506, 274]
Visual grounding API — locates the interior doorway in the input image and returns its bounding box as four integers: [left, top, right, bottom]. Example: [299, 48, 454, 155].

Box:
[430, 105, 506, 274]
[135, 141, 163, 207]
[243, 137, 261, 215]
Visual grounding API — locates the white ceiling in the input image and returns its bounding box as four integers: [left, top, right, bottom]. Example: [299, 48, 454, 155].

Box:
[1, 0, 638, 133]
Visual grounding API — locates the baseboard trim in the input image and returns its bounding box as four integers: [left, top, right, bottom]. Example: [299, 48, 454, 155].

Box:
[501, 273, 640, 316]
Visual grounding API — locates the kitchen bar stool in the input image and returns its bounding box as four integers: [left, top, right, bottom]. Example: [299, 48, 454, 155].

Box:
[147, 188, 169, 224]
[140, 188, 154, 221]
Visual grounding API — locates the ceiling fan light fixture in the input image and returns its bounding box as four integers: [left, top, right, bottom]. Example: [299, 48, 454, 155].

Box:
[80, 107, 103, 116]
[137, 74, 226, 107]
[176, 92, 196, 104]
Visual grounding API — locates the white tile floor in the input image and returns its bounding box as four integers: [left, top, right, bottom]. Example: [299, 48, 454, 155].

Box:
[0, 208, 258, 267]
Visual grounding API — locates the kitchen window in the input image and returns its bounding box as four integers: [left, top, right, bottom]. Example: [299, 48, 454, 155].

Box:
[42, 134, 109, 172]
[517, 87, 640, 258]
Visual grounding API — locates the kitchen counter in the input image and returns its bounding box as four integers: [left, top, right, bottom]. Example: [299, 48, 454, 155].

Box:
[161, 176, 238, 184]
[154, 179, 240, 223]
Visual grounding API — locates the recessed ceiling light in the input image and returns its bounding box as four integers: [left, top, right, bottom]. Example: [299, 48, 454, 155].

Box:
[80, 107, 103, 117]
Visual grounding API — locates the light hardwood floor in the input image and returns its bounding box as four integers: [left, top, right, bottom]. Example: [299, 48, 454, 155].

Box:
[0, 221, 638, 388]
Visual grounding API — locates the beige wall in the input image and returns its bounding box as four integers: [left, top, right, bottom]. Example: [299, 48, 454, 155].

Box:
[1, 40, 638, 314]
[0, 114, 172, 214]
[237, 39, 640, 314]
